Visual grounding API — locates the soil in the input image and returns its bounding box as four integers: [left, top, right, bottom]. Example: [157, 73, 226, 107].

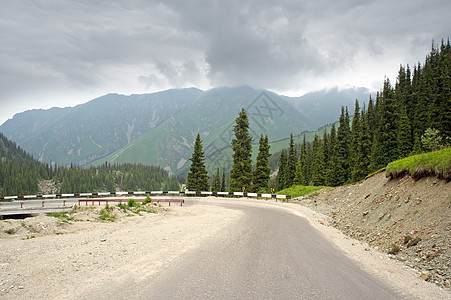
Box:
[0, 194, 449, 299]
[299, 171, 450, 289]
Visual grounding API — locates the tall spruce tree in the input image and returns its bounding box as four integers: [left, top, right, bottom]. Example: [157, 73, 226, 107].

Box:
[211, 167, 221, 191]
[286, 133, 298, 187]
[277, 149, 288, 190]
[325, 123, 337, 186]
[429, 40, 451, 140]
[310, 135, 325, 185]
[253, 134, 271, 192]
[334, 107, 351, 185]
[351, 105, 371, 182]
[187, 134, 209, 191]
[397, 105, 412, 158]
[220, 167, 226, 192]
[350, 99, 361, 169]
[230, 108, 253, 192]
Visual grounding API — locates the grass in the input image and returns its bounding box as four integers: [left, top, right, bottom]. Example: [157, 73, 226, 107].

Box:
[386, 147, 451, 180]
[5, 228, 15, 235]
[97, 205, 116, 222]
[46, 212, 73, 224]
[276, 185, 327, 198]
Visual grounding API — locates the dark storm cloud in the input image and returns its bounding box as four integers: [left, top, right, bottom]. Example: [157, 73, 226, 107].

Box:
[0, 0, 450, 123]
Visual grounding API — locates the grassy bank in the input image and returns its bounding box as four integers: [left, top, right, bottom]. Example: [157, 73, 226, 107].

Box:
[276, 185, 326, 198]
[386, 147, 451, 181]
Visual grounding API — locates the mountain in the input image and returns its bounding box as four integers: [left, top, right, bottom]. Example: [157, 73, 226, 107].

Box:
[0, 85, 369, 176]
[283, 87, 370, 128]
[0, 88, 202, 166]
[93, 86, 314, 174]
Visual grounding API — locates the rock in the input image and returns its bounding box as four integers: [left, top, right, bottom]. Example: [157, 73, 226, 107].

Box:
[18, 286, 24, 289]
[363, 210, 369, 216]
[421, 271, 431, 281]
[407, 237, 421, 248]
[100, 238, 107, 242]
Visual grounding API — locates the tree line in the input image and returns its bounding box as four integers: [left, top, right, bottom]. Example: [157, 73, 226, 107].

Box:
[0, 132, 179, 196]
[276, 40, 450, 190]
[187, 109, 272, 193]
[187, 39, 450, 192]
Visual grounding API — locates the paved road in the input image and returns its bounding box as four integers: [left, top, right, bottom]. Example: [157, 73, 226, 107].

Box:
[139, 198, 407, 299]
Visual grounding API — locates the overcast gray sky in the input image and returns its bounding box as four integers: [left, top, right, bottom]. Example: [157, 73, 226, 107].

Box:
[0, 0, 450, 124]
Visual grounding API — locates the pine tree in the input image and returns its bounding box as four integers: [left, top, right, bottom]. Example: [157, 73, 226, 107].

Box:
[187, 134, 209, 191]
[277, 149, 288, 190]
[211, 167, 221, 191]
[370, 79, 398, 170]
[310, 135, 325, 185]
[429, 40, 451, 140]
[397, 105, 412, 158]
[286, 133, 297, 187]
[253, 134, 271, 192]
[351, 105, 371, 182]
[230, 108, 253, 192]
[350, 99, 361, 170]
[325, 123, 337, 186]
[220, 167, 226, 192]
[334, 107, 351, 185]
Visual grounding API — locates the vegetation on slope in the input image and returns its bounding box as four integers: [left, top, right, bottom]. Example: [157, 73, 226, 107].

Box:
[386, 147, 451, 181]
[276, 185, 325, 198]
[273, 40, 451, 191]
[0, 133, 179, 197]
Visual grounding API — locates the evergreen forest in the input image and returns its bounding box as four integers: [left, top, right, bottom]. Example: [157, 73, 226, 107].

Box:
[276, 40, 450, 191]
[0, 132, 180, 196]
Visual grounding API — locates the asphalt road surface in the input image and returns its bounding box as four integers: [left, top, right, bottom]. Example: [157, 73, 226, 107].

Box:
[137, 198, 407, 300]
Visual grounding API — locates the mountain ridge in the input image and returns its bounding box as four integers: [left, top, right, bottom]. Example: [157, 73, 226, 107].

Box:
[0, 86, 369, 175]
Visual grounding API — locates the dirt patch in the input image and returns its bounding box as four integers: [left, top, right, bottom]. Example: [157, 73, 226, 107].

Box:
[300, 171, 450, 289]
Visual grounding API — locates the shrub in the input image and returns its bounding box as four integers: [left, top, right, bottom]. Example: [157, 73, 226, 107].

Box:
[127, 199, 140, 208]
[388, 244, 400, 255]
[143, 196, 152, 204]
[98, 208, 116, 222]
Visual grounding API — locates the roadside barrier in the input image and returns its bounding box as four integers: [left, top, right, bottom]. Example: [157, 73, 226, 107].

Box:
[77, 198, 184, 207]
[0, 191, 291, 202]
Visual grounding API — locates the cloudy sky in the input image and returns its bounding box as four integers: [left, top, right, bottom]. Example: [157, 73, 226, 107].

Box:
[0, 0, 450, 124]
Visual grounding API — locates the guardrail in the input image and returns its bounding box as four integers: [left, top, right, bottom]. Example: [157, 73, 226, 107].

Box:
[77, 198, 184, 207]
[0, 190, 291, 203]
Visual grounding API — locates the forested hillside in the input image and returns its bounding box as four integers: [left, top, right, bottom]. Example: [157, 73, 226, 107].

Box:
[275, 40, 451, 191]
[0, 133, 179, 196]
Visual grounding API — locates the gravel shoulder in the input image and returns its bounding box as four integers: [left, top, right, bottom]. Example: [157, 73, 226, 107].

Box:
[0, 196, 449, 299]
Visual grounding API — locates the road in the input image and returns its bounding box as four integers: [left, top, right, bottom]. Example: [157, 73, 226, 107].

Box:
[109, 198, 408, 299]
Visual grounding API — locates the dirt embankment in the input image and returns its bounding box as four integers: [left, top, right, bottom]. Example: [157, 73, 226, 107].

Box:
[300, 172, 450, 288]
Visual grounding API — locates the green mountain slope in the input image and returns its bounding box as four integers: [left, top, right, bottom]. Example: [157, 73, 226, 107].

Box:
[0, 88, 202, 166]
[93, 86, 315, 174]
[1, 86, 368, 177]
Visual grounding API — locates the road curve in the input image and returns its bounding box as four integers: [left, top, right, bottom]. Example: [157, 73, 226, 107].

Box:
[134, 198, 407, 300]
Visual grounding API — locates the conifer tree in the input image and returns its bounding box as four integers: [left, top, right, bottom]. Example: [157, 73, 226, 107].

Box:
[253, 134, 271, 192]
[211, 167, 221, 191]
[352, 105, 371, 182]
[325, 123, 337, 186]
[220, 167, 226, 192]
[334, 107, 351, 185]
[429, 40, 451, 140]
[187, 134, 209, 191]
[286, 133, 297, 187]
[230, 108, 253, 192]
[277, 149, 288, 190]
[397, 105, 412, 158]
[310, 135, 325, 185]
[350, 99, 361, 169]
